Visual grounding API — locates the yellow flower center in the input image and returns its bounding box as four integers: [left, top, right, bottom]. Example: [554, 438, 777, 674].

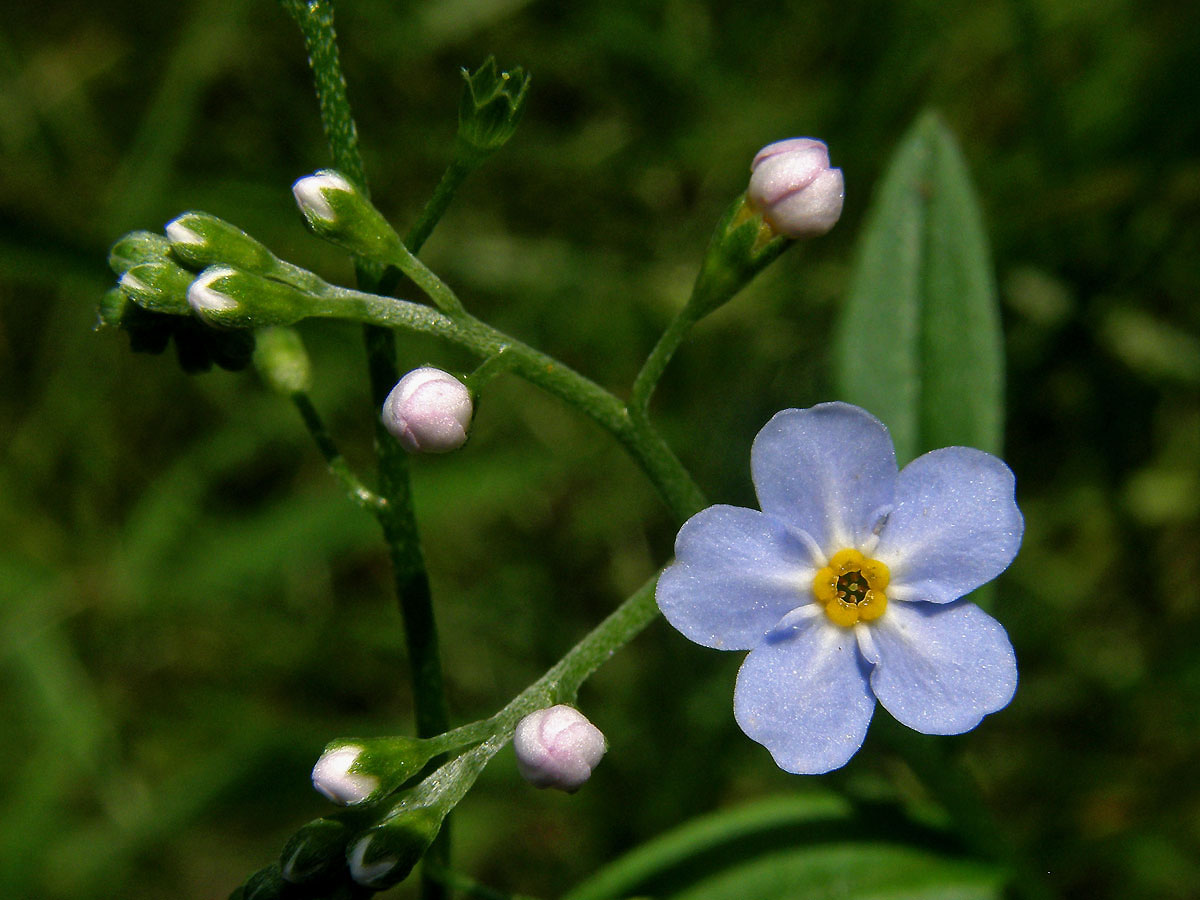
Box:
[812, 548, 890, 628]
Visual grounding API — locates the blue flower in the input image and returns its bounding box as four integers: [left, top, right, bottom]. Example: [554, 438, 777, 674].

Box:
[656, 402, 1023, 774]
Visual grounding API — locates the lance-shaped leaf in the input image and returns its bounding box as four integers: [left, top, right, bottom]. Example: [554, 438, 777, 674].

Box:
[835, 112, 1004, 464]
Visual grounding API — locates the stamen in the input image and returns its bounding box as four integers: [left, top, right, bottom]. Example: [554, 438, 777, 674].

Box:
[811, 548, 890, 628]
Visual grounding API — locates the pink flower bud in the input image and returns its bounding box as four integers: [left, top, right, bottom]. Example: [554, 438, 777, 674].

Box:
[513, 705, 607, 792]
[747, 138, 845, 238]
[381, 367, 473, 454]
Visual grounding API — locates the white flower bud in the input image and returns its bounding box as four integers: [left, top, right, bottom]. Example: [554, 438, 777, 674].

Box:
[513, 705, 607, 792]
[186, 266, 240, 314]
[292, 170, 355, 225]
[311, 744, 379, 806]
[118, 270, 150, 295]
[165, 217, 205, 248]
[347, 832, 400, 888]
[747, 138, 845, 239]
[382, 367, 473, 454]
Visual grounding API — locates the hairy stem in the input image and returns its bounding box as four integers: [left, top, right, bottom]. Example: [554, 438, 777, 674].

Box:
[279, 3, 450, 896]
[307, 284, 708, 523]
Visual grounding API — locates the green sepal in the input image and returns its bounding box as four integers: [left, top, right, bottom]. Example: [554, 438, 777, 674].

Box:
[348, 801, 447, 890]
[199, 324, 257, 372]
[325, 736, 437, 806]
[171, 319, 257, 373]
[120, 304, 175, 355]
[241, 863, 291, 900]
[294, 170, 404, 263]
[280, 817, 350, 886]
[97, 288, 133, 330]
[108, 230, 171, 276]
[167, 211, 280, 274]
[456, 56, 531, 159]
[189, 267, 315, 329]
[253, 326, 312, 395]
[120, 260, 194, 315]
[684, 194, 790, 322]
[97, 290, 255, 372]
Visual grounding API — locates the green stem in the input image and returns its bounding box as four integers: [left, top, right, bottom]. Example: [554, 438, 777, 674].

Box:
[388, 574, 662, 818]
[376, 155, 479, 301]
[407, 157, 477, 253]
[278, 0, 366, 189]
[383, 238, 465, 316]
[628, 305, 699, 423]
[307, 284, 707, 523]
[290, 392, 386, 513]
[280, 4, 449, 897]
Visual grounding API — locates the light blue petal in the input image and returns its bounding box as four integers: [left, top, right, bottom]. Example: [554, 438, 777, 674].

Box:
[874, 447, 1023, 604]
[734, 613, 876, 774]
[869, 600, 1017, 735]
[751, 403, 898, 555]
[656, 505, 817, 650]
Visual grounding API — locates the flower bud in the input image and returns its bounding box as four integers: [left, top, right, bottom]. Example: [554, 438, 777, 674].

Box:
[346, 804, 445, 890]
[312, 736, 437, 807]
[166, 211, 279, 274]
[253, 326, 312, 395]
[457, 56, 531, 159]
[187, 266, 311, 329]
[241, 864, 288, 900]
[292, 170, 404, 261]
[97, 288, 134, 330]
[108, 230, 171, 276]
[119, 260, 194, 315]
[747, 138, 844, 239]
[513, 705, 606, 792]
[280, 817, 349, 885]
[312, 744, 380, 807]
[381, 367, 473, 454]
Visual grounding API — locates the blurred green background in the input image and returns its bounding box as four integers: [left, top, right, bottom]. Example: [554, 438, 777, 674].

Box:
[2, 0, 1198, 898]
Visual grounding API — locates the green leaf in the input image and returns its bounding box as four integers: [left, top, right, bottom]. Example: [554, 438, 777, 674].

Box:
[672, 843, 1002, 900]
[563, 795, 1005, 900]
[836, 111, 1004, 464]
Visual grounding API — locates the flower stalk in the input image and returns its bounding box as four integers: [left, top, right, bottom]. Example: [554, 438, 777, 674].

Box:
[278, 3, 450, 897]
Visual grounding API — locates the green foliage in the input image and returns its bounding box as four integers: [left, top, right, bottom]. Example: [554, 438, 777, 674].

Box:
[1, 2, 1198, 900]
[565, 794, 1003, 900]
[836, 112, 1003, 464]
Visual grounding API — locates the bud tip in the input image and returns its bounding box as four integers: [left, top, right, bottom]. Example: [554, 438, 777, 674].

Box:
[747, 137, 844, 239]
[119, 271, 148, 294]
[292, 171, 355, 223]
[165, 217, 204, 247]
[347, 832, 399, 888]
[312, 744, 379, 806]
[187, 266, 240, 313]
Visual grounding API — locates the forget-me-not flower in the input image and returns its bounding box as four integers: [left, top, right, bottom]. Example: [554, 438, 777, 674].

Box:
[656, 402, 1023, 774]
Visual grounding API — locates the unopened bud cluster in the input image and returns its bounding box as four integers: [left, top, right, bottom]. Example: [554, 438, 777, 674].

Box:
[102, 171, 410, 371]
[102, 209, 318, 371]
